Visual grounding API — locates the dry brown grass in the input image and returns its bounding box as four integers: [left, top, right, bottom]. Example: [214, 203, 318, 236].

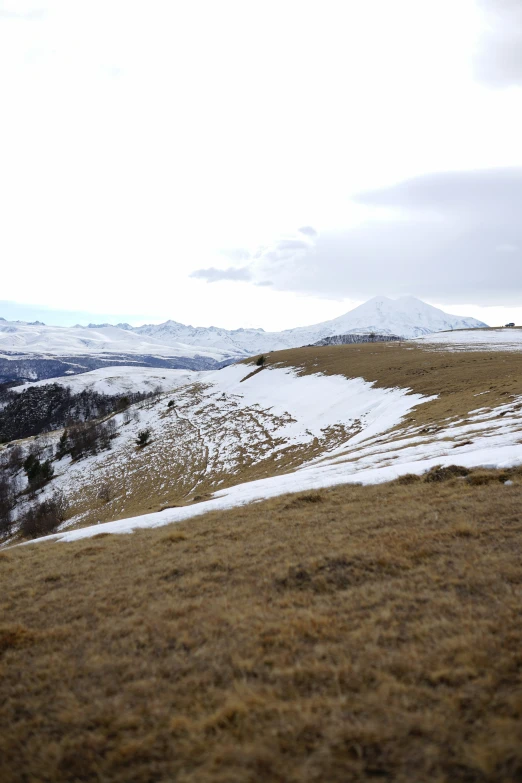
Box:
[264, 341, 522, 427]
[1, 466, 521, 782]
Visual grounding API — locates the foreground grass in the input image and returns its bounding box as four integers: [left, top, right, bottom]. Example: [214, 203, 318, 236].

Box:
[1, 467, 521, 782]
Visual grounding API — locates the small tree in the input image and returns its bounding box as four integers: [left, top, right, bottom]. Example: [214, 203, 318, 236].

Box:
[7, 444, 23, 471]
[39, 460, 54, 484]
[23, 455, 54, 489]
[136, 429, 151, 448]
[118, 396, 130, 411]
[0, 473, 16, 538]
[19, 492, 68, 539]
[56, 430, 69, 460]
[256, 355, 266, 367]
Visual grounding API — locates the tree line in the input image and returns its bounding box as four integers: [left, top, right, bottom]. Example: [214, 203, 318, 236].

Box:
[0, 383, 152, 443]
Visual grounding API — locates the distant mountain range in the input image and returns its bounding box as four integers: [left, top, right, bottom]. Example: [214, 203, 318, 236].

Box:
[0, 297, 487, 382]
[117, 296, 486, 351]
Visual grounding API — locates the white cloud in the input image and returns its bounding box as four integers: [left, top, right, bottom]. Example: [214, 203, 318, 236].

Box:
[190, 266, 253, 283]
[0, 0, 521, 330]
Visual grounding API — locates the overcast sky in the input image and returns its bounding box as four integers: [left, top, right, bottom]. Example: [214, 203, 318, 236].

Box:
[1, 0, 521, 329]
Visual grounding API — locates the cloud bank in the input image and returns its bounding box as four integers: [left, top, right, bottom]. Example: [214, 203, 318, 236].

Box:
[190, 266, 253, 283]
[192, 169, 522, 306]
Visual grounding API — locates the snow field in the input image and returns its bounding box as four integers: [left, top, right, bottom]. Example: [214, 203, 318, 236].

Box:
[17, 363, 432, 543]
[415, 328, 522, 351]
[13, 366, 211, 396]
[35, 363, 427, 525]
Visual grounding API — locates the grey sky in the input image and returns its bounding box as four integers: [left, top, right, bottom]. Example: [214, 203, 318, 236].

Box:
[221, 168, 522, 305]
[1, 1, 522, 330]
[475, 0, 522, 86]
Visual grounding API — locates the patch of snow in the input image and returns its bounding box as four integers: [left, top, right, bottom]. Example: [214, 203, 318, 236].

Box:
[11, 365, 522, 549]
[415, 328, 522, 351]
[14, 367, 210, 396]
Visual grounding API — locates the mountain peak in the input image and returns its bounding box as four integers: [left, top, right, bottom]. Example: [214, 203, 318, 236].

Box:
[322, 296, 487, 339]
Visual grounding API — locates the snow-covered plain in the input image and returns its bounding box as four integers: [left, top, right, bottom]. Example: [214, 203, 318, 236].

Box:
[13, 366, 210, 396]
[415, 328, 522, 351]
[20, 361, 522, 546]
[0, 321, 233, 361]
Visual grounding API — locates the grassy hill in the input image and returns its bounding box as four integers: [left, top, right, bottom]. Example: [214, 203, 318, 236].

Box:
[0, 336, 521, 781]
[1, 465, 521, 782]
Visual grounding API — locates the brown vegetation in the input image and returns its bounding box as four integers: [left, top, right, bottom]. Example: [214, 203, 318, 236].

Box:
[263, 341, 522, 426]
[1, 466, 521, 782]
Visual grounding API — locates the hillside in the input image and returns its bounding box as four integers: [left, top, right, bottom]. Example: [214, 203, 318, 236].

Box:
[1, 330, 521, 782]
[1, 328, 520, 545]
[13, 367, 209, 397]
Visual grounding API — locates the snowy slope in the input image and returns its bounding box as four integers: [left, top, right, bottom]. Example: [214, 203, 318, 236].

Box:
[0, 298, 487, 366]
[306, 296, 487, 340]
[6, 363, 432, 538]
[415, 327, 522, 351]
[13, 367, 211, 396]
[21, 365, 522, 546]
[0, 321, 234, 361]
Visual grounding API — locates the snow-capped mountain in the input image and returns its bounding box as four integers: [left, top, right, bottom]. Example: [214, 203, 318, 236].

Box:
[0, 321, 236, 383]
[126, 296, 487, 350]
[0, 297, 487, 383]
[304, 296, 487, 341]
[0, 320, 232, 360]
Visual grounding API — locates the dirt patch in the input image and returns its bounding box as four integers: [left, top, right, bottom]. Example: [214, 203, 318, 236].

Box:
[276, 555, 405, 593]
[284, 491, 325, 508]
